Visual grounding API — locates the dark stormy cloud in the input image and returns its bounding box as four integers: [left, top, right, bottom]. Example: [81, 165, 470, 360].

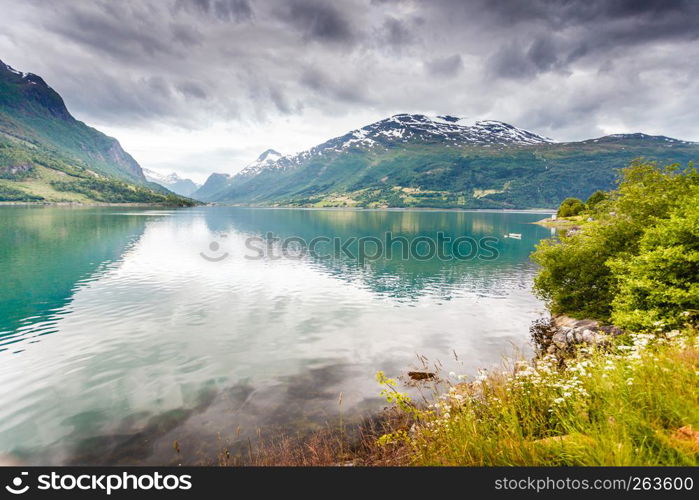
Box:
[1, 0, 698, 181]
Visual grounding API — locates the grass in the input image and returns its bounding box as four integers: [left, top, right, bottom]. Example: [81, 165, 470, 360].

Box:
[227, 326, 698, 466]
[0, 163, 198, 206]
[223, 409, 413, 466]
[375, 327, 699, 466]
[2, 165, 91, 202]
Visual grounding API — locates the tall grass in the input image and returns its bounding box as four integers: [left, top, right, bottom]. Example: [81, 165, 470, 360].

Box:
[377, 329, 699, 466]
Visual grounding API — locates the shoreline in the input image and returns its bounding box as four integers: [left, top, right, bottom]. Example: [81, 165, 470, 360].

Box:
[0, 201, 195, 207]
[1, 201, 556, 214]
[240, 317, 697, 466]
[219, 205, 557, 214]
[531, 215, 582, 228]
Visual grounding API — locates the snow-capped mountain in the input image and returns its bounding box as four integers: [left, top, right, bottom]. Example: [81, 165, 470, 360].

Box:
[143, 169, 200, 197]
[235, 114, 554, 179]
[194, 112, 699, 209]
[238, 149, 288, 177]
[331, 114, 555, 149]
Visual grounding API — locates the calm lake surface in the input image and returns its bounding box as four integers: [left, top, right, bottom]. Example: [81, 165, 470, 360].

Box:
[0, 206, 554, 464]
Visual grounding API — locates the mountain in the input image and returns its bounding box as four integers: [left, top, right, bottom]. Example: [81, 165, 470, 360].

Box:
[0, 59, 194, 204]
[191, 173, 231, 201]
[200, 114, 699, 209]
[237, 149, 284, 177]
[143, 169, 200, 197]
[191, 149, 284, 200]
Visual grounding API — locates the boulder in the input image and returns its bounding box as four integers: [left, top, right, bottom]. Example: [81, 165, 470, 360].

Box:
[540, 315, 624, 357]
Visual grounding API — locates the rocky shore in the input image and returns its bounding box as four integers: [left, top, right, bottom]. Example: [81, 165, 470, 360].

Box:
[532, 314, 625, 358]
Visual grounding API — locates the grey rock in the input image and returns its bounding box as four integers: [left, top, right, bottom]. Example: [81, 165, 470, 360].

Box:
[552, 331, 567, 347]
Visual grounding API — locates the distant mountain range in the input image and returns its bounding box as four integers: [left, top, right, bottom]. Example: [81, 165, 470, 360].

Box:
[0, 59, 193, 204]
[2, 57, 697, 209]
[194, 114, 699, 208]
[143, 169, 200, 197]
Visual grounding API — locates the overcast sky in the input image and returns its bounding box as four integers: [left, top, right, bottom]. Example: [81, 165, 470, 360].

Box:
[1, 0, 698, 182]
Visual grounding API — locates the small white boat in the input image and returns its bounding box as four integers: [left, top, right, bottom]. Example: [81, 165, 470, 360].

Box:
[504, 233, 522, 239]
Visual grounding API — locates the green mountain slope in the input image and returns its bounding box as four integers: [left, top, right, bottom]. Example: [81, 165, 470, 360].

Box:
[191, 172, 231, 201]
[0, 59, 194, 205]
[207, 114, 699, 209]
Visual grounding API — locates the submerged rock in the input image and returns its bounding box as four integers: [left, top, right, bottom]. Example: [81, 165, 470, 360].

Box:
[408, 371, 435, 381]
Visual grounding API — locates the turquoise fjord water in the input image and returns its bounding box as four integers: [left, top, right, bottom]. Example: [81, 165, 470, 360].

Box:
[0, 206, 554, 465]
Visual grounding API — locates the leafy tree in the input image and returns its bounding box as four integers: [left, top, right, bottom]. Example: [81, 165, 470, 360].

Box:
[557, 197, 585, 217]
[585, 190, 607, 209]
[532, 215, 639, 319]
[532, 161, 699, 327]
[609, 189, 699, 330]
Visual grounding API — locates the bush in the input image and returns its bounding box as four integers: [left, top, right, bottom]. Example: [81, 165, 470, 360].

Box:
[532, 215, 639, 319]
[533, 160, 699, 328]
[557, 197, 585, 217]
[609, 189, 699, 330]
[585, 190, 607, 209]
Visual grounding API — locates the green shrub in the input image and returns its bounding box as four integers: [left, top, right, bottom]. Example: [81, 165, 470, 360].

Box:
[585, 190, 607, 209]
[557, 197, 585, 217]
[609, 189, 699, 330]
[532, 215, 639, 319]
[533, 161, 699, 327]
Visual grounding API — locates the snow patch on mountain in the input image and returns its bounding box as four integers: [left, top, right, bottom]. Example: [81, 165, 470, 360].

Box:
[314, 114, 554, 153]
[581, 133, 697, 146]
[233, 114, 555, 180]
[143, 168, 200, 197]
[238, 149, 292, 176]
[1, 61, 37, 81]
[143, 168, 180, 184]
